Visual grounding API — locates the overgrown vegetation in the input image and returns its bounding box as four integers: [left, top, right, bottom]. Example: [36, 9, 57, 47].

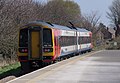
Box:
[0, 62, 21, 79]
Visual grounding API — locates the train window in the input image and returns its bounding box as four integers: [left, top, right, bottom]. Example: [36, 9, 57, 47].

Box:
[78, 37, 91, 44]
[43, 28, 52, 47]
[19, 28, 28, 47]
[59, 36, 77, 47]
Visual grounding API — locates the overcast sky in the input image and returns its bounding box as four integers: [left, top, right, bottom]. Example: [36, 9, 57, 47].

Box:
[37, 0, 113, 26]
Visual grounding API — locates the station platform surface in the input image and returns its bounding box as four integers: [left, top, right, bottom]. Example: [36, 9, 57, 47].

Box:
[8, 50, 120, 83]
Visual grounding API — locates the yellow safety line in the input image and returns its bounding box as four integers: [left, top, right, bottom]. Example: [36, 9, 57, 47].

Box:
[26, 50, 103, 83]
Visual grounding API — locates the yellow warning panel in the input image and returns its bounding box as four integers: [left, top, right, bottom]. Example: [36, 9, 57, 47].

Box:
[31, 31, 40, 59]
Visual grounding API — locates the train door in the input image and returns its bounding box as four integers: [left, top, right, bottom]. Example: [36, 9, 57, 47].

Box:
[54, 30, 60, 58]
[76, 31, 79, 52]
[28, 27, 43, 60]
[55, 35, 59, 57]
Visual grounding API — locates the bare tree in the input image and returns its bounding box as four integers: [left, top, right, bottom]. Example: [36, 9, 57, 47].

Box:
[107, 0, 120, 37]
[0, 0, 43, 66]
[81, 11, 101, 33]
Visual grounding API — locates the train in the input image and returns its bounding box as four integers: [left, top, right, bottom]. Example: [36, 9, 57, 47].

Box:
[18, 21, 93, 70]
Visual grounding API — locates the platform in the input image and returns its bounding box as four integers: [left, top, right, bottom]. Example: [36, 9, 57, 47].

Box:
[8, 50, 120, 83]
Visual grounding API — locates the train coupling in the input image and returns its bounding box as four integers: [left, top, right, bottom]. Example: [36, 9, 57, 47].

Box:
[31, 61, 39, 67]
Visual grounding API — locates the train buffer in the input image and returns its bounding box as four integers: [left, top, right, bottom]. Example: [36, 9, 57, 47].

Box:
[8, 50, 120, 83]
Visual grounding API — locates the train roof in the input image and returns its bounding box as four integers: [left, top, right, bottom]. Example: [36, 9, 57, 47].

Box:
[30, 21, 73, 30]
[76, 28, 90, 32]
[28, 21, 91, 32]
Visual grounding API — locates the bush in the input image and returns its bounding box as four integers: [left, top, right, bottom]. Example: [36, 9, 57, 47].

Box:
[106, 36, 120, 50]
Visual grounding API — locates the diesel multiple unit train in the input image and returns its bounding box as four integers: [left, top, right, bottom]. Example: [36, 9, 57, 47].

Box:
[18, 21, 93, 70]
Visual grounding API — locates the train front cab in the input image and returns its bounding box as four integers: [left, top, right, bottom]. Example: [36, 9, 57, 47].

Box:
[18, 25, 55, 70]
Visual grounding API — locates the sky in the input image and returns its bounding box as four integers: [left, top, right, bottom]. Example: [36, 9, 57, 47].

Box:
[74, 0, 114, 26]
[37, 0, 114, 26]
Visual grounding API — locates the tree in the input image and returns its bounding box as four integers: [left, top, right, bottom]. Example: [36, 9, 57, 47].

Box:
[81, 11, 101, 33]
[107, 0, 120, 37]
[0, 0, 43, 65]
[42, 0, 81, 26]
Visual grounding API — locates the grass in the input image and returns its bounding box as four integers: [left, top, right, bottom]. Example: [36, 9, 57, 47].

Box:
[0, 62, 21, 79]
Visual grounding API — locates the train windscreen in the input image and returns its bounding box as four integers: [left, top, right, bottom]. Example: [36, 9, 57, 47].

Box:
[43, 28, 52, 47]
[19, 28, 28, 47]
